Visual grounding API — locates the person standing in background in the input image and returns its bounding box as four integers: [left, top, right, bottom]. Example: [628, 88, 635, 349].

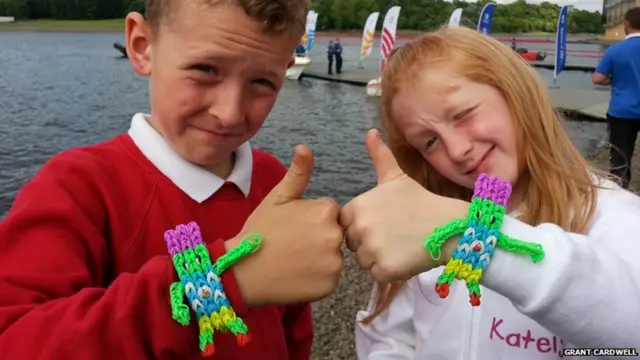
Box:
[327, 40, 335, 74]
[333, 37, 343, 74]
[296, 41, 307, 57]
[593, 7, 640, 189]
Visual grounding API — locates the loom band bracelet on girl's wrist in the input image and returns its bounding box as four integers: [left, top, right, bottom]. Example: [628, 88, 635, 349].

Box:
[164, 221, 262, 356]
[423, 173, 545, 306]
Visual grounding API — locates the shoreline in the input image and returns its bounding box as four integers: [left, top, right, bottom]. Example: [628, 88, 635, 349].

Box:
[0, 19, 124, 33]
[0, 20, 613, 43]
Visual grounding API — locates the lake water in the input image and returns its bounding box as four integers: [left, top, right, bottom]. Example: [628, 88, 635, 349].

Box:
[0, 31, 611, 359]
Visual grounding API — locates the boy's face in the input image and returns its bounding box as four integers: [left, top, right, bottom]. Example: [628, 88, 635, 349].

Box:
[125, 2, 298, 172]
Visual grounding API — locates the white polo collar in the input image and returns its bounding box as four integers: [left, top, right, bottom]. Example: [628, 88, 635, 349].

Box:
[626, 33, 640, 40]
[127, 113, 252, 202]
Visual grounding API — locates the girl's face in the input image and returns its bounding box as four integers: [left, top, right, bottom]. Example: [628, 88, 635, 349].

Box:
[390, 67, 519, 190]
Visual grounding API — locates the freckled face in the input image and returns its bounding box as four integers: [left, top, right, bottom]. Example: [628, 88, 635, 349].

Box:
[148, 3, 297, 170]
[390, 67, 519, 189]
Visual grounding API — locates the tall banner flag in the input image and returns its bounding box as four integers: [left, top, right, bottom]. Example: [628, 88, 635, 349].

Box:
[448, 8, 463, 27]
[477, 2, 496, 34]
[305, 11, 319, 53]
[360, 12, 380, 61]
[553, 5, 569, 85]
[380, 6, 401, 73]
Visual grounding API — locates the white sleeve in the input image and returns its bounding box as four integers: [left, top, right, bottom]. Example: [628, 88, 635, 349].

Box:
[354, 280, 417, 359]
[482, 187, 640, 350]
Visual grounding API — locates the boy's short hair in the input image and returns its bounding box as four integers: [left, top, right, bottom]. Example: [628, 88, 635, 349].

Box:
[626, 7, 640, 30]
[145, 0, 310, 38]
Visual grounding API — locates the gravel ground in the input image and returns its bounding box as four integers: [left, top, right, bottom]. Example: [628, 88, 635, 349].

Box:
[309, 138, 640, 359]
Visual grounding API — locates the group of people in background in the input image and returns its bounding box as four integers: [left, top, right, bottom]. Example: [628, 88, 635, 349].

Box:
[327, 38, 343, 74]
[294, 37, 343, 76]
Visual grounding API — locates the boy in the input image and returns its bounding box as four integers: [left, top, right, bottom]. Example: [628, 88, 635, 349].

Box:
[0, 0, 345, 359]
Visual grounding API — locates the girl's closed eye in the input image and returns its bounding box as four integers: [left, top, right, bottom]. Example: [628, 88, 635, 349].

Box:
[453, 103, 480, 121]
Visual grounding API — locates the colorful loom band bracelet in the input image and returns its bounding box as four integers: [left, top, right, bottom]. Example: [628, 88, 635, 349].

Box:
[164, 221, 262, 357]
[424, 173, 545, 306]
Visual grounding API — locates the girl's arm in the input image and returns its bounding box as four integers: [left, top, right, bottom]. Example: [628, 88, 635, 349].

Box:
[482, 184, 640, 349]
[355, 280, 417, 359]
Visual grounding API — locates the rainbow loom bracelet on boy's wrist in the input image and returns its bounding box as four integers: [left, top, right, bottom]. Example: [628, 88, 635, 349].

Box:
[164, 221, 262, 357]
[424, 173, 546, 307]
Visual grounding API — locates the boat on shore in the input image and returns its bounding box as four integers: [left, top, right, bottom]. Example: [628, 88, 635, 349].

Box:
[286, 56, 311, 81]
[366, 77, 382, 97]
[515, 47, 547, 62]
[113, 42, 127, 58]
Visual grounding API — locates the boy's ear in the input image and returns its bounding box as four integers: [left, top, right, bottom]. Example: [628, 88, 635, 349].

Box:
[287, 58, 295, 69]
[125, 12, 152, 77]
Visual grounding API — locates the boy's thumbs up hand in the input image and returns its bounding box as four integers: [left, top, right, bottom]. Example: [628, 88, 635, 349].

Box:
[230, 145, 344, 307]
[340, 130, 469, 283]
[264, 145, 314, 205]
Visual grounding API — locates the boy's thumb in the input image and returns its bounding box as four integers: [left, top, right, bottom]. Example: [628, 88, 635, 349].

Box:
[267, 145, 315, 204]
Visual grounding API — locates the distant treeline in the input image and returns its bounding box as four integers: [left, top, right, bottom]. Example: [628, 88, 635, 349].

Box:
[0, 0, 604, 34]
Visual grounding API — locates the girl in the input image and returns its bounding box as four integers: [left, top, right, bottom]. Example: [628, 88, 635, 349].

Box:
[342, 26, 640, 359]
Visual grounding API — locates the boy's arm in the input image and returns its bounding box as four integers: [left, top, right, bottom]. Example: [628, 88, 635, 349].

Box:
[282, 303, 314, 359]
[0, 151, 247, 359]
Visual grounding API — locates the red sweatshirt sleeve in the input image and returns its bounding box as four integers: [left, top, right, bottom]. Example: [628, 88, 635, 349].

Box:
[0, 150, 246, 359]
[282, 303, 314, 359]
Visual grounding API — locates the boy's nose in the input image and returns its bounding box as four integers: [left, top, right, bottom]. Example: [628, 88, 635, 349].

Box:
[208, 85, 244, 127]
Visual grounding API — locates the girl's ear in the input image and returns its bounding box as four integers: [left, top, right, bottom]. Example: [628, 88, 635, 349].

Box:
[287, 58, 295, 69]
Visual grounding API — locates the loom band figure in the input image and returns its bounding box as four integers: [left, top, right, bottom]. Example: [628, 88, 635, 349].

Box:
[424, 173, 546, 306]
[164, 227, 226, 356]
[164, 222, 263, 357]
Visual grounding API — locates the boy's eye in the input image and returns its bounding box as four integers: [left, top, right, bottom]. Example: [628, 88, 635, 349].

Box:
[192, 65, 217, 74]
[252, 78, 276, 90]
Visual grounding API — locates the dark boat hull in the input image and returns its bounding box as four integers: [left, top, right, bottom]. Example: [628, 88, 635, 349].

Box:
[113, 42, 128, 58]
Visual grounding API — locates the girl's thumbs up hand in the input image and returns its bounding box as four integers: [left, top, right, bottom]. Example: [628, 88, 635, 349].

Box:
[340, 130, 469, 282]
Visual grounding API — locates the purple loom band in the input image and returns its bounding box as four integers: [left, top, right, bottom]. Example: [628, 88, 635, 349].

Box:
[164, 222, 205, 256]
[175, 225, 192, 251]
[164, 229, 181, 256]
[185, 221, 205, 247]
[472, 173, 512, 207]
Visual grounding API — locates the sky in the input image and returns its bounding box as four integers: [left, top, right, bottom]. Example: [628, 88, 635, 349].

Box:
[494, 0, 604, 12]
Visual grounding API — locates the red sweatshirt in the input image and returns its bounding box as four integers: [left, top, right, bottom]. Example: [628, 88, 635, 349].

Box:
[0, 134, 313, 359]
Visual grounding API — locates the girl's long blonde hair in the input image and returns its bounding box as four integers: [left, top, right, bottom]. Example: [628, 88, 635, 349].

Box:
[362, 26, 604, 324]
